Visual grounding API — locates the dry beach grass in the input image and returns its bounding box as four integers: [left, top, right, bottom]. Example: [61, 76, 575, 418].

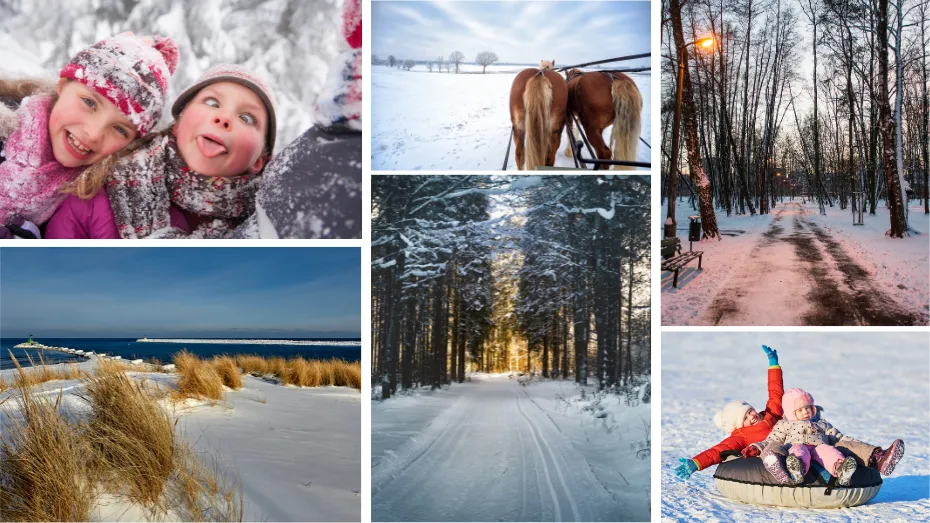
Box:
[232, 353, 361, 389]
[3, 350, 85, 389]
[0, 356, 242, 522]
[0, 362, 96, 521]
[82, 362, 176, 506]
[173, 350, 225, 401]
[213, 355, 244, 390]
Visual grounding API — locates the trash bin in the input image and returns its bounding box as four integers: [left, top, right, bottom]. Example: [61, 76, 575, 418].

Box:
[688, 217, 701, 242]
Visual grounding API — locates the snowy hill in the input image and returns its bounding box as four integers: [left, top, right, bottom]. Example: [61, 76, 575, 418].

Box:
[0, 0, 344, 154]
[661, 333, 930, 521]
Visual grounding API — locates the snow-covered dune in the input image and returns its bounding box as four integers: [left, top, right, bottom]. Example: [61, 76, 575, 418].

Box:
[0, 360, 361, 522]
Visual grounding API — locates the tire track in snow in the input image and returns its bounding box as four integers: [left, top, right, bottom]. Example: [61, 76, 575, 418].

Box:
[515, 388, 582, 522]
[371, 389, 471, 495]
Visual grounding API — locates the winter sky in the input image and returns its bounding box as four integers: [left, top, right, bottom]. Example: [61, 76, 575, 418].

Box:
[0, 248, 361, 338]
[372, 0, 651, 67]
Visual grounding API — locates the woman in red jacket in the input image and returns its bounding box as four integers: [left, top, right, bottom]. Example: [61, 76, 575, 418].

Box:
[675, 345, 785, 479]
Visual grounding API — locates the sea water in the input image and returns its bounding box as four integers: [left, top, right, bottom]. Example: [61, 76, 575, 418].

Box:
[0, 338, 361, 370]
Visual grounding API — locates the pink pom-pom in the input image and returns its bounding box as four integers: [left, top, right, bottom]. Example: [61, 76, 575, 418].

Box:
[153, 36, 179, 75]
[342, 0, 362, 49]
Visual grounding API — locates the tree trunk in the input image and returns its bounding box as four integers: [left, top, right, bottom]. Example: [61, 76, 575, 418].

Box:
[669, 0, 721, 240]
[877, 0, 908, 237]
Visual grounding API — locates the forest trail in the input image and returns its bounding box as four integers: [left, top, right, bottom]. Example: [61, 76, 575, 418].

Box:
[699, 201, 918, 326]
[371, 377, 623, 522]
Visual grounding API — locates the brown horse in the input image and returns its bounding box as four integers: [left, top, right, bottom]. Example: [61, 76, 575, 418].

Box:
[509, 68, 568, 170]
[563, 68, 642, 170]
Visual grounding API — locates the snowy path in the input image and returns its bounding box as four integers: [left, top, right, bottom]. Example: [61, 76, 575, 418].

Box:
[662, 333, 930, 522]
[372, 377, 641, 521]
[687, 202, 920, 325]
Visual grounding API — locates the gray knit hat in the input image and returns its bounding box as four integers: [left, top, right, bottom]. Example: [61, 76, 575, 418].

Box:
[171, 64, 277, 153]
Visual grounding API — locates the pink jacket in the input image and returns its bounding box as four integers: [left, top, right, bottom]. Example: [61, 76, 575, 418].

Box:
[0, 95, 83, 224]
[46, 190, 189, 239]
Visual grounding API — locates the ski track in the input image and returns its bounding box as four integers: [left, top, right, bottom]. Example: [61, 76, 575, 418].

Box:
[371, 377, 619, 522]
[697, 202, 920, 326]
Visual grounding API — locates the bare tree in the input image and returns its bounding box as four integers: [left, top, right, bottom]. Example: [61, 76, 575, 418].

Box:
[449, 50, 465, 73]
[876, 0, 908, 236]
[667, 0, 720, 240]
[475, 51, 499, 73]
[426, 61, 433, 72]
[372, 54, 380, 65]
[388, 55, 396, 67]
[403, 59, 415, 70]
[436, 55, 445, 73]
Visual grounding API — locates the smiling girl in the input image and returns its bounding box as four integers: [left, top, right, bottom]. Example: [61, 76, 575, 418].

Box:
[0, 32, 177, 236]
[46, 64, 276, 238]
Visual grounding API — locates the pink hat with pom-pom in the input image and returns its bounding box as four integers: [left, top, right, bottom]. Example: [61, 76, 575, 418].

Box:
[60, 32, 179, 136]
[783, 388, 815, 421]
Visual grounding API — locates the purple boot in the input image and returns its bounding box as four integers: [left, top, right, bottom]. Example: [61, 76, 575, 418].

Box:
[762, 450, 792, 484]
[870, 439, 905, 476]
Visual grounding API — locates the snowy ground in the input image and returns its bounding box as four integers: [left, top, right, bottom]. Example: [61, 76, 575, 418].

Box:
[661, 332, 930, 522]
[371, 374, 650, 522]
[0, 357, 361, 522]
[371, 64, 652, 170]
[661, 199, 930, 325]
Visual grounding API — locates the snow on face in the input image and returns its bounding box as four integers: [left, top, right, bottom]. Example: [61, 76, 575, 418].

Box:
[173, 82, 268, 177]
[48, 80, 137, 168]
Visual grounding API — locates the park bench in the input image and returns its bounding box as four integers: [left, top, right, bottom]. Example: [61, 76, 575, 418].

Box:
[661, 237, 703, 288]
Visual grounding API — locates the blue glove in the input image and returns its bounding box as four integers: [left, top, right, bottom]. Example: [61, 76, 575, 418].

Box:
[762, 345, 778, 366]
[675, 458, 699, 480]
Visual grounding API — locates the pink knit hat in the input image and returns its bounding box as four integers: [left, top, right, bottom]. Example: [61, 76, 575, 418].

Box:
[60, 32, 179, 136]
[171, 64, 277, 154]
[783, 388, 815, 421]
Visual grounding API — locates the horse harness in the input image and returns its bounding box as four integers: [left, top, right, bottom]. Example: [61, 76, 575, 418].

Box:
[566, 70, 623, 82]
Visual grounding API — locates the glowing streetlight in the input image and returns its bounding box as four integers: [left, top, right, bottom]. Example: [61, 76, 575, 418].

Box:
[665, 34, 717, 239]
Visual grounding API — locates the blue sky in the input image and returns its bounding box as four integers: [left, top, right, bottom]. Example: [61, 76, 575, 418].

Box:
[0, 248, 360, 338]
[373, 1, 650, 67]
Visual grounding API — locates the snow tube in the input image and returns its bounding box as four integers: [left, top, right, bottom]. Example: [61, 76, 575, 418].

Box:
[713, 451, 882, 509]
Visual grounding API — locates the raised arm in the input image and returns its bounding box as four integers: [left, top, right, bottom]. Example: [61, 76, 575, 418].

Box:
[762, 345, 784, 420]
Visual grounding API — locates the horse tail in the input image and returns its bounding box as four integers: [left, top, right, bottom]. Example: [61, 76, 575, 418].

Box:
[610, 77, 642, 170]
[523, 72, 552, 170]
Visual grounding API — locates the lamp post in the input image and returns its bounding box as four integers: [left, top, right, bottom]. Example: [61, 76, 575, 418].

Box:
[665, 35, 715, 239]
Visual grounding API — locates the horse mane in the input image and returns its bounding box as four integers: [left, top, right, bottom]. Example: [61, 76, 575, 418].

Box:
[566, 68, 585, 80]
[539, 59, 555, 70]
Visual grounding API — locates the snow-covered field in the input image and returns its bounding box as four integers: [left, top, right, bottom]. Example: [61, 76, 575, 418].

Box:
[661, 332, 930, 522]
[0, 357, 361, 522]
[372, 64, 652, 170]
[372, 374, 650, 521]
[661, 199, 930, 325]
